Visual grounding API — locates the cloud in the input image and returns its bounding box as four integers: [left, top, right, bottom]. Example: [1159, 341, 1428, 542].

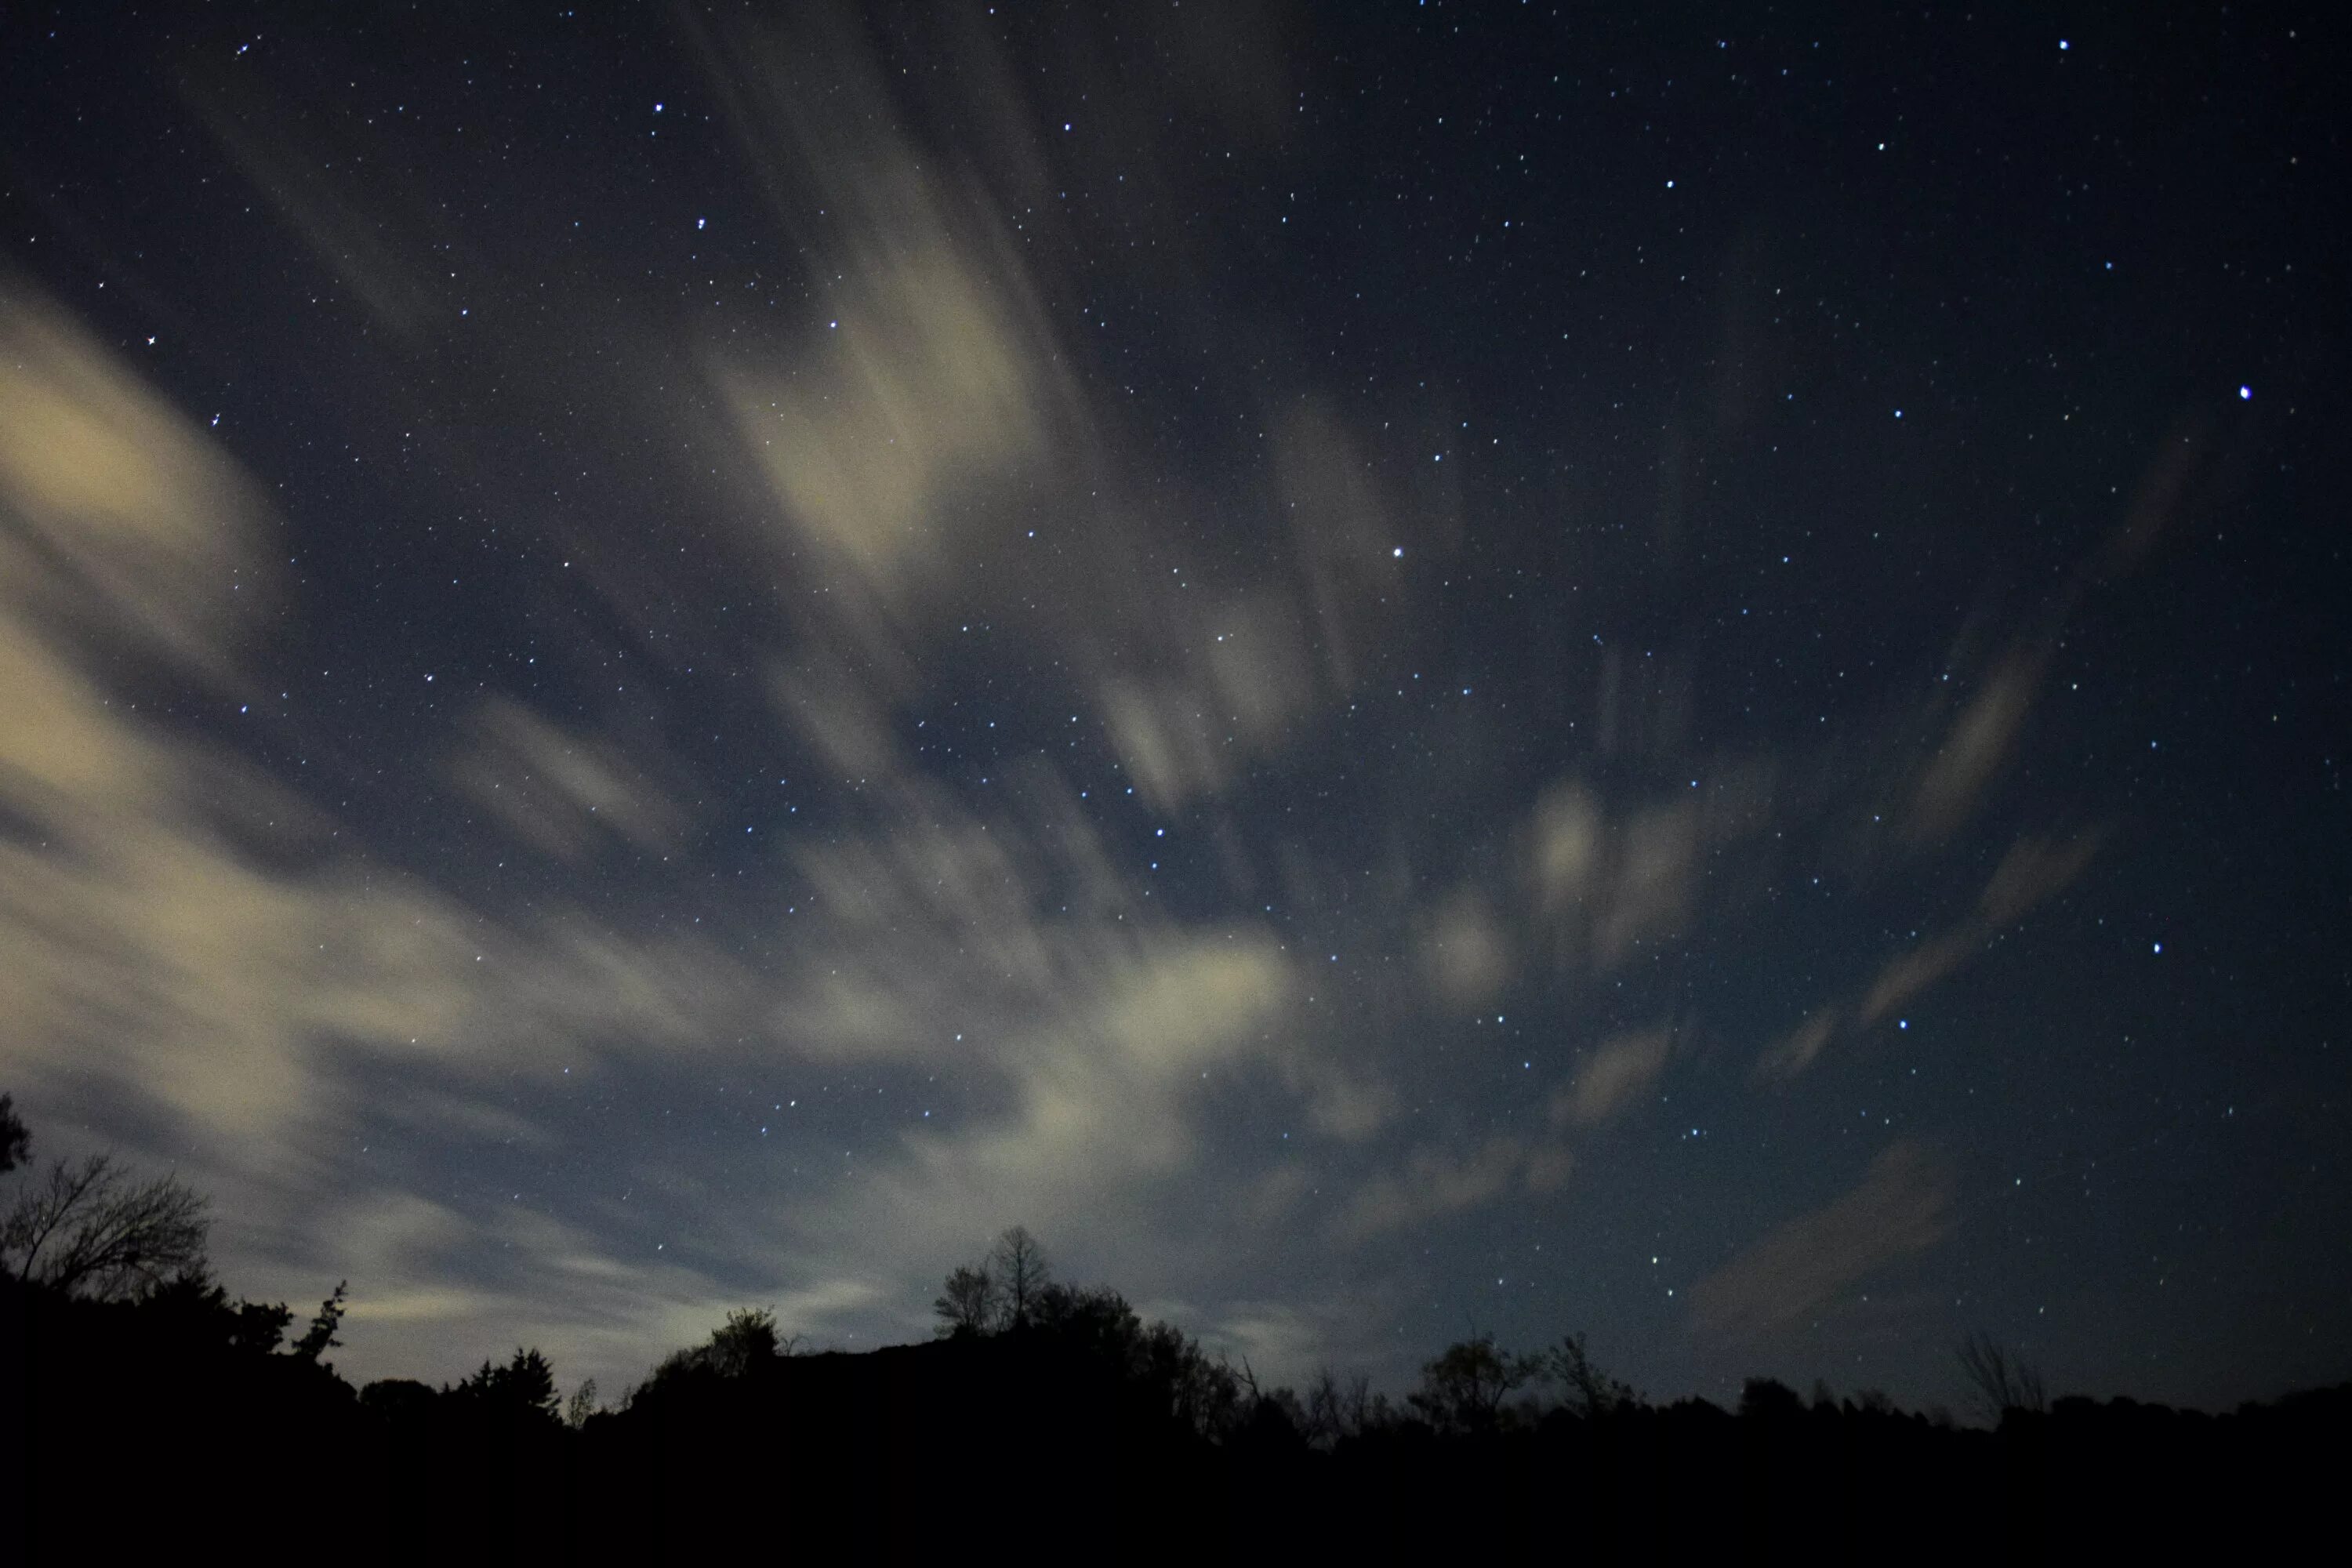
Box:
[1858, 931, 1978, 1026]
[1334, 1134, 1573, 1243]
[1336, 1136, 1523, 1242]
[316, 1191, 811, 1389]
[1907, 649, 2042, 841]
[1761, 830, 2102, 1079]
[1556, 1028, 1674, 1128]
[717, 235, 1051, 613]
[1189, 1291, 1401, 1389]
[0, 289, 265, 679]
[698, 6, 1071, 655]
[1978, 832, 2101, 927]
[1686, 1142, 1951, 1342]
[1095, 593, 1320, 813]
[1755, 1011, 1839, 1083]
[1419, 887, 1512, 1008]
[179, 62, 452, 339]
[1518, 768, 1777, 979]
[1529, 780, 1604, 918]
[450, 697, 688, 860]
[1269, 401, 1405, 690]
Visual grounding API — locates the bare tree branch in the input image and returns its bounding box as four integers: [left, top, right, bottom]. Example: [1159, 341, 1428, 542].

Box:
[2, 1152, 211, 1298]
[988, 1225, 1051, 1329]
[1956, 1330, 2048, 1424]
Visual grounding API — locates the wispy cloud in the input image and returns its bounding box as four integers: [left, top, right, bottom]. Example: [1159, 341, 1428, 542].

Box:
[1686, 1143, 1951, 1343]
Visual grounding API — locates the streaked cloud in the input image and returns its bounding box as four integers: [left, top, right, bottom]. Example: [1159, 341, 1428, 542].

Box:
[1760, 829, 2101, 1080]
[451, 698, 689, 860]
[1907, 649, 2042, 843]
[1557, 1028, 1675, 1128]
[1686, 1142, 1951, 1342]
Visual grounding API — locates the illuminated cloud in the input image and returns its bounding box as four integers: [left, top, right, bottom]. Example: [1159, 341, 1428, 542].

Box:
[1858, 931, 1978, 1026]
[1686, 1142, 1951, 1343]
[1556, 1028, 1675, 1128]
[717, 238, 1051, 613]
[1978, 833, 2102, 927]
[1529, 781, 1603, 919]
[1419, 887, 1512, 1007]
[0, 292, 264, 677]
[1761, 831, 2101, 1079]
[450, 697, 689, 860]
[1336, 1135, 1528, 1243]
[1755, 1011, 1839, 1083]
[1907, 649, 2042, 842]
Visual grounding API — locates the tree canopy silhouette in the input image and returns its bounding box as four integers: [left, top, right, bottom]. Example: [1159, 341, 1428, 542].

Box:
[641, 1305, 800, 1395]
[1408, 1330, 1544, 1435]
[289, 1279, 348, 1365]
[2, 1149, 210, 1298]
[932, 1262, 997, 1336]
[452, 1346, 561, 1421]
[0, 1091, 29, 1174]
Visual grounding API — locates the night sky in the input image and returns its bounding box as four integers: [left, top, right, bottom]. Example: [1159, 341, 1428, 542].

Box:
[3, 2, 2343, 1414]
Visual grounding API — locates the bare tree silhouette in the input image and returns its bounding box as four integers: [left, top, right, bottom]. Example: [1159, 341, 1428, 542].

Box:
[2, 1151, 210, 1298]
[1408, 1332, 1544, 1435]
[1548, 1330, 1639, 1417]
[989, 1225, 1051, 1329]
[932, 1263, 998, 1336]
[1303, 1367, 1386, 1446]
[1956, 1330, 2048, 1424]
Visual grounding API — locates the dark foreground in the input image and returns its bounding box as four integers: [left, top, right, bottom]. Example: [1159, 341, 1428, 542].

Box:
[2, 1278, 2336, 1562]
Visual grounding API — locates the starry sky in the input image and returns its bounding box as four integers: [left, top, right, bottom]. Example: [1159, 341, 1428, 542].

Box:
[2, 2, 2343, 1412]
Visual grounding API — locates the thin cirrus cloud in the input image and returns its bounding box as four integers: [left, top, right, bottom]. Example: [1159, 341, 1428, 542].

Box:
[1756, 830, 2103, 1083]
[1685, 1142, 1954, 1344]
[1334, 1134, 1574, 1245]
[448, 697, 691, 861]
[1555, 1028, 1676, 1129]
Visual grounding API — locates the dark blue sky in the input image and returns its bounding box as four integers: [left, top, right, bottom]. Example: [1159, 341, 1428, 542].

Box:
[1, 1, 2342, 1413]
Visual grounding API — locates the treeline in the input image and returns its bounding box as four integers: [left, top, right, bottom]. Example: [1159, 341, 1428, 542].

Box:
[2, 1102, 2343, 1558]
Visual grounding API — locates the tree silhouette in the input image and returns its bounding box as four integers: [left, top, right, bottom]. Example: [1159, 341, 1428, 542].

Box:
[1, 1150, 210, 1297]
[564, 1377, 600, 1428]
[933, 1263, 999, 1337]
[0, 1091, 30, 1173]
[1956, 1330, 2048, 1424]
[1548, 1330, 1639, 1417]
[289, 1279, 348, 1364]
[706, 1305, 790, 1373]
[645, 1305, 800, 1389]
[454, 1347, 561, 1420]
[136, 1269, 296, 1354]
[1303, 1367, 1387, 1446]
[360, 1377, 438, 1422]
[988, 1225, 1051, 1329]
[1408, 1332, 1543, 1435]
[1739, 1377, 1806, 1421]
